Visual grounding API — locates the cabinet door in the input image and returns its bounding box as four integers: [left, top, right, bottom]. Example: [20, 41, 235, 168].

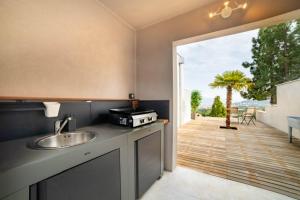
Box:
[136, 131, 161, 198]
[31, 149, 121, 200]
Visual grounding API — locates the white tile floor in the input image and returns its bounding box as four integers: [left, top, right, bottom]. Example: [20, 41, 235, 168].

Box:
[141, 166, 295, 200]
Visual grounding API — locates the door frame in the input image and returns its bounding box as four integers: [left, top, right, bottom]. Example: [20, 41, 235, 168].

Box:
[171, 9, 300, 171]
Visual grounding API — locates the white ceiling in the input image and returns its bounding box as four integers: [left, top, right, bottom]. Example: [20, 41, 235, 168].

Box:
[99, 0, 219, 29]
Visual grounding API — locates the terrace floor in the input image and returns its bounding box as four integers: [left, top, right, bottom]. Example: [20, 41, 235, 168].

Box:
[177, 117, 300, 199]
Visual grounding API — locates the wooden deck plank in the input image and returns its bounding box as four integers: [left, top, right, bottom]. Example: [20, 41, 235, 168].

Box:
[177, 118, 300, 199]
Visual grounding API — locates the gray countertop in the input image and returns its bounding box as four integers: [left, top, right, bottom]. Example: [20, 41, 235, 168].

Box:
[0, 122, 163, 199]
[0, 124, 129, 172]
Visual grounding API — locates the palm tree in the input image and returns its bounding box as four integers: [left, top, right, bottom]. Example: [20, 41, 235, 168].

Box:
[209, 70, 251, 129]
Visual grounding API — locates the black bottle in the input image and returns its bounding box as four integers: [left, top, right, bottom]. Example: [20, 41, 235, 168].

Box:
[67, 115, 77, 132]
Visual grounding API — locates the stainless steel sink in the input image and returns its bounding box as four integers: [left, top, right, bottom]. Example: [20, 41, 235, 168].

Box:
[32, 131, 96, 149]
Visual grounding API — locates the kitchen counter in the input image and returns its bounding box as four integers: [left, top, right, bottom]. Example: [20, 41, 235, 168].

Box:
[0, 124, 128, 172]
[0, 122, 164, 200]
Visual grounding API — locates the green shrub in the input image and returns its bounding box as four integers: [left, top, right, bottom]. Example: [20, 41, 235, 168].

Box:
[210, 96, 226, 117]
[199, 108, 211, 117]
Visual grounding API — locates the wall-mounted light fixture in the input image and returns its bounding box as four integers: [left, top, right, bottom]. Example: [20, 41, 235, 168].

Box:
[209, 1, 247, 19]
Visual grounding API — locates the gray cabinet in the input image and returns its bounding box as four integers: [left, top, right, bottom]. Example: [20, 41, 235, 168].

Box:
[135, 131, 161, 198]
[30, 149, 121, 200]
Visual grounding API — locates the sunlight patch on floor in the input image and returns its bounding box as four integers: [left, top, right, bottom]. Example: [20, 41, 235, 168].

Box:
[141, 166, 295, 200]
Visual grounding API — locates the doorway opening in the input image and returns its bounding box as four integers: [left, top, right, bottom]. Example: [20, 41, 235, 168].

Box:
[172, 12, 300, 199]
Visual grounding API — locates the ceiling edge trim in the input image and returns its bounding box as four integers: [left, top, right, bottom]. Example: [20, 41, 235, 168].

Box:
[137, 14, 179, 30]
[137, 3, 213, 30]
[95, 0, 136, 31]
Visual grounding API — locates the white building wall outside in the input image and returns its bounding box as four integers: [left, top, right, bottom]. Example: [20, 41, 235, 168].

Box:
[256, 79, 300, 139]
[181, 89, 192, 125]
[177, 53, 191, 127]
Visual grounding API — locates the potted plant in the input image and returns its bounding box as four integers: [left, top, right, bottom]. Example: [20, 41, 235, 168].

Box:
[191, 90, 202, 120]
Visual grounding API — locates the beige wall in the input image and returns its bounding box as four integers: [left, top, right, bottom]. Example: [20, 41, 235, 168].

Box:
[136, 0, 300, 170]
[0, 0, 135, 99]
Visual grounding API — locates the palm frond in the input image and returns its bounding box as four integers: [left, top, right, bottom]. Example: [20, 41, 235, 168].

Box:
[209, 70, 252, 91]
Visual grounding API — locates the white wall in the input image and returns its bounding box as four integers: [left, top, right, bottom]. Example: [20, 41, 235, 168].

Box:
[0, 0, 135, 99]
[178, 53, 191, 126]
[177, 54, 191, 127]
[181, 89, 192, 125]
[257, 79, 300, 139]
[177, 54, 183, 128]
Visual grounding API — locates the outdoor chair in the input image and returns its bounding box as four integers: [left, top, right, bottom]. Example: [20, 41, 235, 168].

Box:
[241, 107, 256, 125]
[230, 107, 240, 123]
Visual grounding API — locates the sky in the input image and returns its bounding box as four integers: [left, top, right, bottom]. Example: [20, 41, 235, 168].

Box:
[177, 29, 259, 107]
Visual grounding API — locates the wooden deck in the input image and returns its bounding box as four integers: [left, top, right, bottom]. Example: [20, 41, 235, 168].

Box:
[177, 117, 300, 199]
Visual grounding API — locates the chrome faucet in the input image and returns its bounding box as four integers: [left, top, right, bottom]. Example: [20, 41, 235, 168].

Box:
[55, 117, 72, 135]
